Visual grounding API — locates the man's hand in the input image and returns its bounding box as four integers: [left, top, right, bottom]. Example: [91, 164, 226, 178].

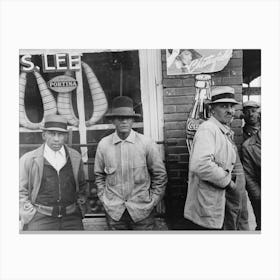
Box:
[227, 180, 236, 190]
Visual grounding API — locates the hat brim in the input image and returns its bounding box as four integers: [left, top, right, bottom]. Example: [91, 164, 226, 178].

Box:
[243, 105, 260, 108]
[105, 113, 141, 118]
[210, 98, 240, 105]
[42, 127, 68, 132]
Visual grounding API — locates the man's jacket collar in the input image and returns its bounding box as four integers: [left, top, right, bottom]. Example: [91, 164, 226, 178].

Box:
[209, 116, 232, 135]
[248, 131, 261, 145]
[112, 129, 136, 144]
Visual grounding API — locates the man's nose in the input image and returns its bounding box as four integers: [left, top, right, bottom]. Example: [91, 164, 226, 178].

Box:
[227, 106, 234, 114]
[54, 133, 60, 140]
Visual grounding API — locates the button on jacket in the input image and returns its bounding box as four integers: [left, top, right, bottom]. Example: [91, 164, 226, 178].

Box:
[184, 116, 236, 229]
[94, 130, 167, 223]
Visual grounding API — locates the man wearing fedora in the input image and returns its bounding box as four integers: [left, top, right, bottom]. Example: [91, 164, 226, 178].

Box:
[19, 114, 88, 231]
[184, 86, 246, 230]
[94, 96, 167, 230]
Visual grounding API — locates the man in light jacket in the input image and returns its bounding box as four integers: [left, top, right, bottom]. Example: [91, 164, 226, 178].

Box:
[19, 114, 88, 231]
[184, 86, 240, 230]
[94, 96, 167, 230]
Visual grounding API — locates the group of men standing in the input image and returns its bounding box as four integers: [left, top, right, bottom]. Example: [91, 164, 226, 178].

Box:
[19, 87, 261, 231]
[19, 97, 167, 231]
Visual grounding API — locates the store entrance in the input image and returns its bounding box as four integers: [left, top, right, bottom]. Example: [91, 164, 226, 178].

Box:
[19, 49, 164, 226]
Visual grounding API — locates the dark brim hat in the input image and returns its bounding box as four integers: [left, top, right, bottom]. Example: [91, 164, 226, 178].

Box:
[42, 114, 68, 132]
[105, 96, 141, 118]
[210, 86, 240, 105]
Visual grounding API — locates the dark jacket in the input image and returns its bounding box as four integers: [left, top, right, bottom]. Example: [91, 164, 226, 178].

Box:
[243, 124, 260, 141]
[19, 144, 88, 224]
[241, 131, 261, 201]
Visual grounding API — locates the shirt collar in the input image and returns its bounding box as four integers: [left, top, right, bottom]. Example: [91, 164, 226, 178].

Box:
[44, 143, 66, 158]
[112, 129, 136, 144]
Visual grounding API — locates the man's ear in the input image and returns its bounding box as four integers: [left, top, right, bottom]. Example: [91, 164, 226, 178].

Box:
[64, 133, 69, 142]
[42, 131, 46, 141]
[111, 118, 116, 126]
[209, 104, 215, 115]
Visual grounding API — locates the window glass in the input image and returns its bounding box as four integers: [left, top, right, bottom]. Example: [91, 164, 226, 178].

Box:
[19, 50, 143, 214]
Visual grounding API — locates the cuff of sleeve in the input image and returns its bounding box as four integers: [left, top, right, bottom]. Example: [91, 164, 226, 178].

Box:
[218, 173, 232, 189]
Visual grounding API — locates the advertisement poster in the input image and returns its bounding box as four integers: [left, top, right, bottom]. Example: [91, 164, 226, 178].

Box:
[166, 49, 233, 75]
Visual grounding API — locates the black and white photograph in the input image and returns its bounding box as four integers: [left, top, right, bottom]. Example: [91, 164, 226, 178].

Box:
[1, 1, 280, 280]
[19, 49, 261, 232]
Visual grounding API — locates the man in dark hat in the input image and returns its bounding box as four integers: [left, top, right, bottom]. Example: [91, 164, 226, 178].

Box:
[19, 114, 88, 231]
[184, 86, 246, 230]
[94, 96, 167, 230]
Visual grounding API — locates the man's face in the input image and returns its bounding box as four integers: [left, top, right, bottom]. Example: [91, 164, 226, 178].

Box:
[112, 117, 134, 136]
[211, 103, 235, 125]
[243, 107, 260, 125]
[42, 130, 68, 151]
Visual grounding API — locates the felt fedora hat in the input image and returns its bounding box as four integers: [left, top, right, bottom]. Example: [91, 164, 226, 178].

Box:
[210, 86, 240, 105]
[105, 96, 141, 118]
[42, 114, 68, 132]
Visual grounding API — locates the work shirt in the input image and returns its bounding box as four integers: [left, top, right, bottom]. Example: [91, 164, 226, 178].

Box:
[94, 129, 167, 222]
[44, 144, 66, 172]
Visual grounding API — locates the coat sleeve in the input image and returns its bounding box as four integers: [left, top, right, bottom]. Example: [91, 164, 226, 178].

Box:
[76, 159, 89, 217]
[77, 159, 88, 197]
[241, 144, 261, 200]
[94, 142, 106, 204]
[19, 155, 37, 224]
[146, 141, 168, 206]
[190, 127, 231, 188]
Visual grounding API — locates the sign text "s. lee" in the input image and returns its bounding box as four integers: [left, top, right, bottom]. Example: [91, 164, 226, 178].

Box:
[20, 54, 81, 73]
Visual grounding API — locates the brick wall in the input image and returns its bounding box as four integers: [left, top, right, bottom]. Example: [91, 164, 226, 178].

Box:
[161, 50, 243, 228]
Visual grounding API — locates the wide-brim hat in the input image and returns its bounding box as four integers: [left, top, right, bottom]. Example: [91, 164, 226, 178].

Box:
[105, 96, 141, 118]
[210, 86, 240, 105]
[42, 114, 68, 132]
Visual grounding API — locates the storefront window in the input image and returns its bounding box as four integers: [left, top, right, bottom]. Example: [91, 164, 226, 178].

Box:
[19, 50, 147, 214]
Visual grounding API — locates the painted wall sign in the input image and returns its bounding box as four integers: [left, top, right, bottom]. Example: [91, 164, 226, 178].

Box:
[166, 49, 233, 75]
[20, 53, 81, 73]
[48, 75, 78, 93]
[42, 53, 81, 72]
